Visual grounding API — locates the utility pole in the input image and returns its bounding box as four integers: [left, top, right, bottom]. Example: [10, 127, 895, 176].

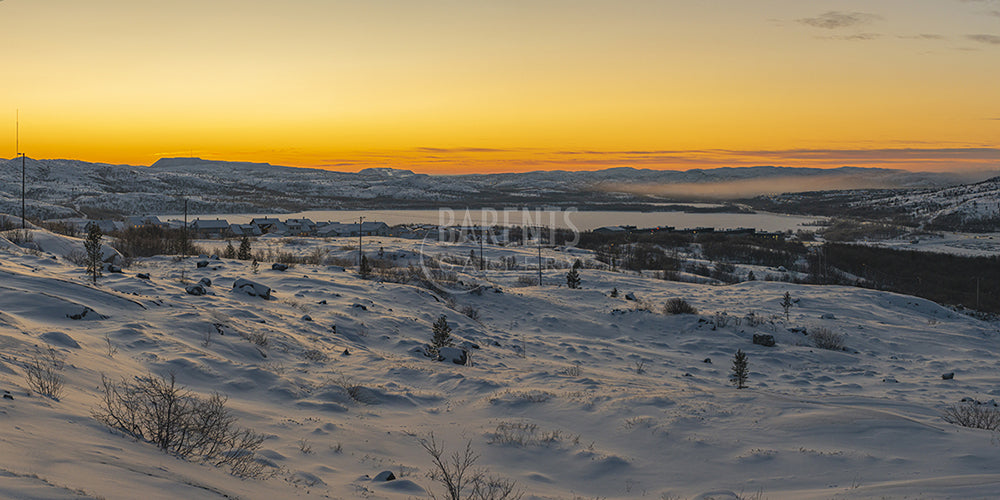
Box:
[977, 276, 981, 309]
[536, 225, 542, 286]
[16, 110, 25, 229]
[479, 225, 485, 272]
[358, 216, 364, 269]
[21, 153, 25, 230]
[183, 198, 188, 258]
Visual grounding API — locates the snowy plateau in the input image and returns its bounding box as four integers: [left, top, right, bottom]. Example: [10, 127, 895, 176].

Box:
[1, 225, 1000, 499]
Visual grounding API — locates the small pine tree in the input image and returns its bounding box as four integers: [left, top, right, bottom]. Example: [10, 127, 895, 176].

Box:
[223, 241, 236, 259]
[566, 267, 581, 289]
[250, 259, 259, 274]
[431, 315, 452, 354]
[359, 254, 371, 279]
[610, 287, 619, 297]
[730, 349, 749, 389]
[237, 236, 252, 260]
[573, 259, 582, 269]
[781, 291, 793, 321]
[747, 270, 756, 281]
[84, 222, 103, 285]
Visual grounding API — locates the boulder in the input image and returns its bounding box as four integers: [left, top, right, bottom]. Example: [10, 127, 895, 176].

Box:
[185, 284, 207, 296]
[196, 260, 209, 268]
[272, 263, 289, 271]
[373, 471, 396, 482]
[233, 278, 271, 299]
[136, 272, 150, 280]
[625, 292, 637, 301]
[942, 372, 955, 380]
[198, 277, 212, 287]
[437, 346, 468, 365]
[752, 334, 776, 347]
[302, 315, 312, 321]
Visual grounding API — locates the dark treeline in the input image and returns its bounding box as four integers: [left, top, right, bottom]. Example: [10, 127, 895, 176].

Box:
[824, 244, 1000, 313]
[698, 234, 806, 268]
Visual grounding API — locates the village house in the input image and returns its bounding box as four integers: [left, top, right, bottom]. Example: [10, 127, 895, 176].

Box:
[189, 218, 231, 238]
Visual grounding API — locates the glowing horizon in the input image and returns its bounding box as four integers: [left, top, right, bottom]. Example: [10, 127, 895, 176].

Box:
[2, 0, 998, 174]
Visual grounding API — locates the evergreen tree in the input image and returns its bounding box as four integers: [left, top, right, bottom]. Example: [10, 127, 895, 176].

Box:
[431, 315, 452, 354]
[730, 349, 749, 389]
[781, 291, 793, 321]
[237, 235, 252, 260]
[610, 287, 619, 297]
[566, 267, 581, 289]
[85, 222, 103, 285]
[223, 241, 236, 259]
[747, 270, 756, 281]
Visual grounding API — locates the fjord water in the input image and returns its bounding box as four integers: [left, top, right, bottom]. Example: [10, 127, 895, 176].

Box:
[166, 208, 821, 232]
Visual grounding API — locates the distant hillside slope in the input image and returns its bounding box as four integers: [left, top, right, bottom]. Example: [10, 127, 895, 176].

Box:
[0, 156, 993, 221]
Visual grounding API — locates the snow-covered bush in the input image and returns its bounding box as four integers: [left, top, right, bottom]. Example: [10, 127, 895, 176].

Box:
[94, 373, 268, 478]
[663, 298, 698, 315]
[942, 401, 1000, 431]
[810, 327, 845, 351]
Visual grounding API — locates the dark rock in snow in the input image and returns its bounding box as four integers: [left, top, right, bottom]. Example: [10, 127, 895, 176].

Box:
[318, 299, 327, 305]
[352, 303, 368, 311]
[625, 292, 637, 301]
[373, 471, 396, 482]
[437, 346, 468, 365]
[343, 348, 351, 356]
[67, 307, 105, 320]
[186, 284, 207, 296]
[196, 260, 209, 268]
[942, 372, 955, 380]
[136, 273, 150, 280]
[703, 358, 712, 364]
[302, 315, 312, 321]
[233, 278, 271, 299]
[3, 391, 12, 400]
[199, 277, 212, 287]
[820, 313, 836, 320]
[107, 264, 123, 273]
[272, 263, 289, 271]
[752, 334, 776, 347]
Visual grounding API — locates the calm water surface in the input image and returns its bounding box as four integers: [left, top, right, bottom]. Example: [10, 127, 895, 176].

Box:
[165, 208, 822, 232]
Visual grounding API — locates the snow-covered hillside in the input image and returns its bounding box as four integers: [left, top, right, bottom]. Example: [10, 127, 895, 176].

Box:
[1, 228, 999, 499]
[0, 156, 988, 219]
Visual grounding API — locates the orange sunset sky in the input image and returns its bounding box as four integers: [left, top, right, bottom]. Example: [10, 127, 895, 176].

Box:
[1, 0, 999, 174]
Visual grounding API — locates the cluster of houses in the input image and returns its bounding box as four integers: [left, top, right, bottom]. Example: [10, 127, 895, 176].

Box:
[60, 216, 391, 239]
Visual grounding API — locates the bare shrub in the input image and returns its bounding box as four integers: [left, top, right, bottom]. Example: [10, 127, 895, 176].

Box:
[663, 298, 698, 315]
[633, 359, 646, 374]
[942, 402, 1000, 431]
[515, 276, 538, 287]
[24, 348, 66, 400]
[461, 305, 480, 321]
[246, 331, 269, 348]
[810, 327, 845, 351]
[714, 311, 730, 328]
[302, 349, 327, 363]
[419, 433, 523, 500]
[335, 374, 370, 404]
[93, 373, 269, 478]
[487, 421, 578, 448]
[561, 362, 582, 377]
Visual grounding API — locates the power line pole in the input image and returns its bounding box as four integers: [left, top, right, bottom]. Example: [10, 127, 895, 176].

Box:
[358, 216, 364, 270]
[183, 198, 188, 258]
[536, 225, 542, 286]
[479, 225, 485, 273]
[21, 153, 26, 230]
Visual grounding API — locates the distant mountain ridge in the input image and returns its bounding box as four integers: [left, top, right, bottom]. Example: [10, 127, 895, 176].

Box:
[0, 156, 995, 222]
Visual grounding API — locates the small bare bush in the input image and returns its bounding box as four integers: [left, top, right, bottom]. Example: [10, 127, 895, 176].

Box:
[419, 432, 523, 500]
[942, 402, 1000, 431]
[810, 327, 845, 351]
[93, 373, 269, 478]
[335, 374, 370, 404]
[461, 305, 480, 321]
[302, 349, 327, 363]
[24, 348, 66, 400]
[663, 298, 698, 315]
[246, 331, 269, 348]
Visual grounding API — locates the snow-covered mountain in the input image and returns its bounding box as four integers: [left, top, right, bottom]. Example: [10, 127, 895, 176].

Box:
[0, 156, 992, 219]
